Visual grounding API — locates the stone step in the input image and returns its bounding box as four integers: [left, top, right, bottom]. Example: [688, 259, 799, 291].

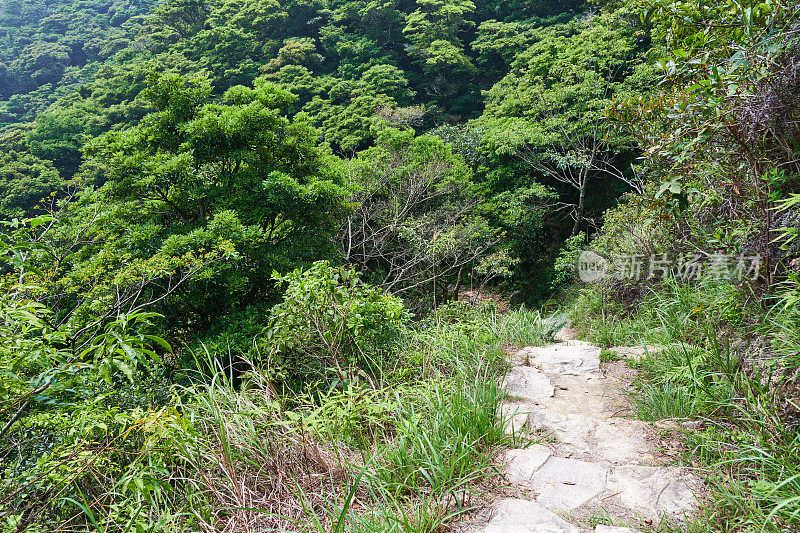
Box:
[525, 410, 657, 465]
[471, 340, 700, 532]
[604, 464, 699, 518]
[504, 449, 699, 520]
[465, 498, 643, 533]
[500, 398, 655, 464]
[537, 374, 622, 417]
[475, 498, 583, 533]
[512, 344, 601, 376]
[502, 366, 555, 402]
[523, 454, 609, 510]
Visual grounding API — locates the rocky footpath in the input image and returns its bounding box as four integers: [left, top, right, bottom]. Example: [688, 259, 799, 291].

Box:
[458, 336, 701, 532]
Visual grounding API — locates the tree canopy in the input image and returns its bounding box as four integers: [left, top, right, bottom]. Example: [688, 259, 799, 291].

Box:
[3, 0, 800, 529]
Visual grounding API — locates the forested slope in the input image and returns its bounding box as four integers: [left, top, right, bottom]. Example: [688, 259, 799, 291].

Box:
[1, 0, 799, 530]
[0, 0, 158, 124]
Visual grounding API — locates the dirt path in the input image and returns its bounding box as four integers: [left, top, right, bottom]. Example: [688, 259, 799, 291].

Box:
[458, 331, 701, 532]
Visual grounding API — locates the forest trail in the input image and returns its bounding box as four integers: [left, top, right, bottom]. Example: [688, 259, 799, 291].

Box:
[459, 330, 702, 532]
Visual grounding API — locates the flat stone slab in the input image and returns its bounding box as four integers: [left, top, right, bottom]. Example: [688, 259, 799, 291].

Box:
[480, 498, 582, 533]
[528, 457, 609, 510]
[593, 420, 656, 465]
[502, 366, 554, 402]
[604, 465, 699, 517]
[539, 375, 615, 417]
[527, 411, 596, 458]
[505, 446, 552, 484]
[519, 345, 601, 376]
[526, 410, 656, 464]
[595, 527, 639, 533]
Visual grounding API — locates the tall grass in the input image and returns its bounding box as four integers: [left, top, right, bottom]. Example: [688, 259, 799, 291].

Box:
[572, 280, 800, 531]
[370, 362, 505, 498]
[153, 303, 552, 532]
[494, 308, 566, 347]
[0, 302, 555, 532]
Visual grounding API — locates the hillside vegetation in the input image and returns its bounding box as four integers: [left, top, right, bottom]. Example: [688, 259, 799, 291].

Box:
[1, 0, 799, 530]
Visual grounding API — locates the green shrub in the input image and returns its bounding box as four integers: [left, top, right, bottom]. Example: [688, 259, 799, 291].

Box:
[267, 261, 411, 383]
[589, 183, 675, 258]
[551, 232, 586, 292]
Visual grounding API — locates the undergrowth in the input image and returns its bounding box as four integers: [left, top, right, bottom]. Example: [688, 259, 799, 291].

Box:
[1, 303, 552, 532]
[570, 280, 800, 532]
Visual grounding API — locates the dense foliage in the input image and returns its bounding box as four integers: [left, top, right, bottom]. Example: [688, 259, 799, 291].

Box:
[566, 0, 800, 530]
[0, 0, 159, 125]
[1, 0, 799, 529]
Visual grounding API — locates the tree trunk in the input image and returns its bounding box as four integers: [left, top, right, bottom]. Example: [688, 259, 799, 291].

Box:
[453, 265, 465, 302]
[571, 174, 587, 237]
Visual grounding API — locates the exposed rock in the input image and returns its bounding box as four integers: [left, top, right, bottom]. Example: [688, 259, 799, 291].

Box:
[502, 366, 555, 402]
[526, 411, 597, 459]
[526, 457, 609, 510]
[538, 375, 614, 417]
[592, 420, 656, 464]
[604, 464, 699, 517]
[522, 345, 601, 376]
[479, 499, 582, 533]
[505, 446, 552, 484]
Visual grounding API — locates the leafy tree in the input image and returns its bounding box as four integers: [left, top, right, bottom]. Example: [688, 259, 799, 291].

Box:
[189, 26, 261, 89]
[153, 0, 211, 39]
[10, 42, 71, 92]
[479, 11, 649, 237]
[300, 64, 415, 150]
[608, 0, 800, 285]
[476, 0, 584, 20]
[339, 128, 499, 308]
[403, 0, 476, 48]
[217, 0, 288, 41]
[473, 19, 537, 68]
[29, 102, 105, 178]
[85, 73, 348, 330]
[0, 62, 13, 98]
[262, 37, 322, 73]
[403, 0, 477, 100]
[0, 0, 157, 125]
[0, 216, 177, 531]
[477, 165, 560, 299]
[0, 152, 63, 219]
